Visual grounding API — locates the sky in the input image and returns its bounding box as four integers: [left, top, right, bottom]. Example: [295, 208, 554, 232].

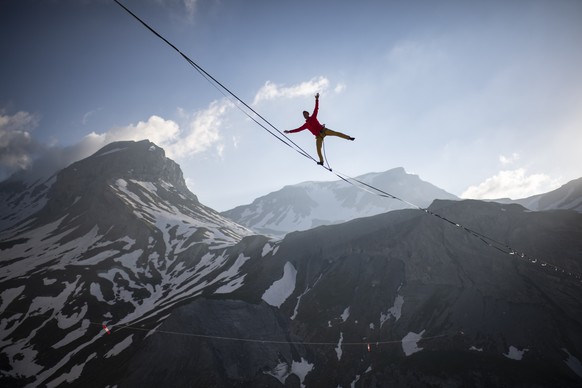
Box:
[1, 0, 581, 211]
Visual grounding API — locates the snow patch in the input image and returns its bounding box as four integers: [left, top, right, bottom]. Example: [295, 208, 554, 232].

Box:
[262, 262, 297, 307]
[267, 358, 313, 388]
[380, 294, 403, 326]
[340, 306, 350, 323]
[46, 352, 97, 388]
[563, 348, 582, 378]
[214, 275, 246, 294]
[335, 332, 344, 361]
[29, 279, 78, 317]
[90, 282, 107, 303]
[52, 319, 90, 349]
[402, 330, 425, 356]
[0, 285, 25, 312]
[57, 304, 88, 329]
[291, 358, 314, 387]
[97, 146, 127, 157]
[262, 242, 274, 257]
[504, 345, 528, 360]
[211, 253, 250, 290]
[105, 335, 134, 358]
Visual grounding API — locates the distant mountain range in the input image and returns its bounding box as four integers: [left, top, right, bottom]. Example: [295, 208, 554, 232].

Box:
[222, 167, 458, 237]
[222, 168, 582, 237]
[1, 140, 581, 387]
[497, 177, 582, 212]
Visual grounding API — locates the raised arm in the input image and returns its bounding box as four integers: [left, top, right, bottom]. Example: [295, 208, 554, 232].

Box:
[312, 93, 319, 118]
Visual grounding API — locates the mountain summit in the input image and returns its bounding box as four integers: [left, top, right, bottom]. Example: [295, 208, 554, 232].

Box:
[222, 167, 457, 236]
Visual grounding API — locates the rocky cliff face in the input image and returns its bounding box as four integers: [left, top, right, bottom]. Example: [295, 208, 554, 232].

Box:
[1, 141, 581, 387]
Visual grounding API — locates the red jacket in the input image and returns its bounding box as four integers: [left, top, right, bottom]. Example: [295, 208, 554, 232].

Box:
[288, 99, 323, 136]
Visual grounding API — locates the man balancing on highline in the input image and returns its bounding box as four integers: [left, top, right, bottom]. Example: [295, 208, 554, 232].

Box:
[284, 93, 355, 166]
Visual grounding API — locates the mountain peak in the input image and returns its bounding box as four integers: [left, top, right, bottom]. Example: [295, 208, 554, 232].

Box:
[82, 140, 188, 192]
[53, 139, 191, 201]
[222, 167, 458, 236]
[23, 140, 200, 230]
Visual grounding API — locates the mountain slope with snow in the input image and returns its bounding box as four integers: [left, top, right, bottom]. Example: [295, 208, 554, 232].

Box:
[0, 140, 257, 387]
[222, 167, 458, 236]
[1, 141, 581, 387]
[0, 174, 54, 233]
[115, 200, 582, 387]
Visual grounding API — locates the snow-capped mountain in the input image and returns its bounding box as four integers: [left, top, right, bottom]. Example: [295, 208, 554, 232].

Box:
[0, 140, 255, 387]
[1, 140, 581, 387]
[222, 167, 458, 236]
[497, 177, 582, 212]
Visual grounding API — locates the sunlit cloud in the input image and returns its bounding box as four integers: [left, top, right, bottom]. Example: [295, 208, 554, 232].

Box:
[252, 76, 331, 105]
[461, 168, 561, 200]
[91, 115, 181, 150]
[0, 98, 233, 182]
[166, 99, 232, 158]
[499, 153, 520, 165]
[80, 99, 232, 161]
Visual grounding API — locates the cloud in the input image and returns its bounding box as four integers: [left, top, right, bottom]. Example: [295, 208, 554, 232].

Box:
[0, 111, 42, 180]
[104, 115, 181, 147]
[334, 83, 346, 93]
[81, 108, 103, 126]
[166, 99, 232, 158]
[0, 111, 39, 134]
[183, 0, 197, 16]
[461, 168, 561, 200]
[252, 76, 331, 105]
[153, 0, 199, 19]
[81, 99, 230, 160]
[499, 153, 520, 165]
[0, 98, 231, 183]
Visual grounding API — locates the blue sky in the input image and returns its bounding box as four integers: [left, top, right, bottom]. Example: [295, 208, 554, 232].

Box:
[1, 0, 581, 211]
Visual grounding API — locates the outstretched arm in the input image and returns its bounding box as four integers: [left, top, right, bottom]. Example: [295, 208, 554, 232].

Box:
[285, 123, 308, 134]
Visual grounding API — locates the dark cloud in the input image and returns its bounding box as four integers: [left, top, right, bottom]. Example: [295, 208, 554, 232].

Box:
[0, 111, 43, 180]
[0, 109, 103, 183]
